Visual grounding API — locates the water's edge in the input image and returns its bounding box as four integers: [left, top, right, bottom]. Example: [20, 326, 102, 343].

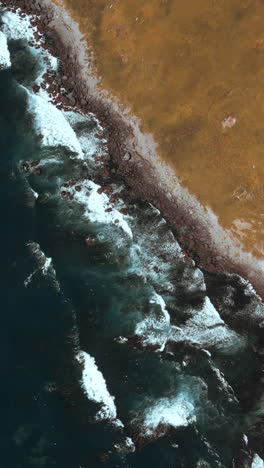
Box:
[0, 5, 264, 468]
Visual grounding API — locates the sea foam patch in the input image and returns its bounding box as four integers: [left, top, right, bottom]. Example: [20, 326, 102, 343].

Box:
[26, 90, 84, 157]
[24, 242, 59, 290]
[135, 291, 171, 351]
[252, 454, 264, 468]
[0, 31, 11, 69]
[140, 392, 196, 437]
[64, 111, 107, 159]
[170, 296, 244, 351]
[76, 351, 117, 421]
[1, 9, 36, 41]
[124, 203, 185, 292]
[1, 10, 82, 157]
[1, 8, 57, 85]
[62, 180, 133, 238]
[134, 294, 244, 353]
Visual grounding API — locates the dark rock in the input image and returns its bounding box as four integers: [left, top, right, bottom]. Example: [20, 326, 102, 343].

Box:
[32, 84, 40, 93]
[119, 208, 127, 215]
[103, 185, 113, 194]
[34, 167, 42, 176]
[21, 162, 29, 172]
[61, 191, 69, 199]
[85, 237, 94, 246]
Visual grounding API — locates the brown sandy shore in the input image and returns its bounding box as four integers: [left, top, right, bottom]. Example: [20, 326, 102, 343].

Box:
[1, 0, 264, 300]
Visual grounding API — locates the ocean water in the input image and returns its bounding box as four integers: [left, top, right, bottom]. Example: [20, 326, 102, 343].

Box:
[0, 9, 264, 468]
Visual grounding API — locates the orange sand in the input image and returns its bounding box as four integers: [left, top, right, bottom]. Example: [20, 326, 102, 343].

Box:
[54, 0, 264, 258]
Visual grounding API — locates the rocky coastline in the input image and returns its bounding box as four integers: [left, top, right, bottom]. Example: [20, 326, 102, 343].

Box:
[1, 0, 264, 301]
[1, 3, 264, 465]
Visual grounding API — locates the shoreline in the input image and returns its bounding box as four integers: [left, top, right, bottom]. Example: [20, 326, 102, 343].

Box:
[1, 7, 264, 464]
[1, 0, 264, 301]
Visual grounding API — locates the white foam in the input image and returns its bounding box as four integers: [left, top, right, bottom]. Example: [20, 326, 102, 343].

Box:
[31, 188, 39, 199]
[252, 454, 264, 468]
[76, 351, 117, 421]
[31, 48, 58, 87]
[171, 297, 244, 350]
[2, 11, 132, 239]
[187, 296, 224, 328]
[1, 8, 58, 85]
[239, 276, 259, 297]
[39, 157, 63, 166]
[112, 418, 124, 429]
[127, 241, 174, 288]
[24, 242, 57, 287]
[114, 437, 135, 454]
[42, 256, 52, 275]
[24, 270, 35, 288]
[142, 392, 196, 436]
[63, 111, 107, 159]
[64, 180, 133, 238]
[210, 365, 238, 403]
[134, 294, 243, 352]
[126, 214, 183, 292]
[0, 31, 11, 69]
[124, 437, 135, 450]
[196, 460, 211, 468]
[26, 90, 84, 157]
[1, 12, 82, 158]
[135, 291, 171, 351]
[115, 336, 128, 344]
[1, 10, 36, 42]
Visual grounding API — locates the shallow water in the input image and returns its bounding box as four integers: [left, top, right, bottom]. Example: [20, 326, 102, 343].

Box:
[56, 0, 264, 258]
[1, 13, 264, 468]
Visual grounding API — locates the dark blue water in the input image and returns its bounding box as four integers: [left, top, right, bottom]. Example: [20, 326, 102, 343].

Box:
[1, 32, 264, 468]
[0, 64, 133, 467]
[0, 70, 79, 468]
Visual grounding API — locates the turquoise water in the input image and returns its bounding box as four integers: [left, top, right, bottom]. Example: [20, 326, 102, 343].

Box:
[0, 23, 263, 468]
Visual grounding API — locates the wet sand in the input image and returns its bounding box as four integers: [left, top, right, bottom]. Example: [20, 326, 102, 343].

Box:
[2, 0, 264, 299]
